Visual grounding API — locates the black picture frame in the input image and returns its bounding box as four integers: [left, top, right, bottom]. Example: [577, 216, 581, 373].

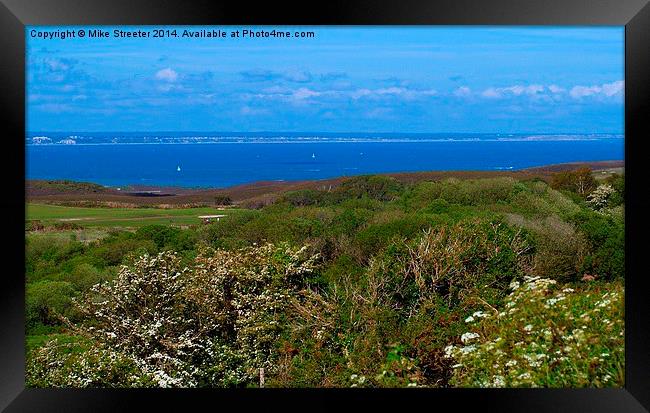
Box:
[2, 1, 648, 411]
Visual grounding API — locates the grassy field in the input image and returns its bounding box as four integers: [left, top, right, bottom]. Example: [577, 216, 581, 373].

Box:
[27, 203, 238, 228]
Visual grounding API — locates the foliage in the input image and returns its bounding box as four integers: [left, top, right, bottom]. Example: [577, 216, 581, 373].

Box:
[26, 281, 77, 328]
[214, 195, 232, 206]
[25, 170, 625, 388]
[550, 167, 597, 197]
[27, 337, 155, 388]
[445, 277, 624, 387]
[569, 210, 624, 279]
[28, 245, 319, 388]
[505, 214, 588, 282]
[587, 184, 616, 211]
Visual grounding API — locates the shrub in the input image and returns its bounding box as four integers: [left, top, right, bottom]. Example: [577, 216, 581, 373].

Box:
[504, 214, 588, 282]
[91, 237, 156, 266]
[26, 220, 45, 231]
[333, 175, 403, 202]
[135, 225, 181, 249]
[604, 173, 624, 207]
[354, 213, 435, 261]
[26, 337, 155, 388]
[280, 190, 324, 207]
[214, 195, 232, 206]
[28, 245, 319, 388]
[587, 184, 618, 211]
[198, 210, 261, 248]
[26, 281, 76, 329]
[550, 167, 597, 197]
[65, 263, 112, 291]
[445, 277, 624, 387]
[391, 218, 533, 308]
[569, 210, 624, 279]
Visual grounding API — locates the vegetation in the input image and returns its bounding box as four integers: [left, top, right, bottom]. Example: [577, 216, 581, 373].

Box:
[27, 203, 241, 228]
[25, 169, 625, 388]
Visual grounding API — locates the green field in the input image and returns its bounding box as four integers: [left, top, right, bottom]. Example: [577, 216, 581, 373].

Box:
[27, 203, 236, 228]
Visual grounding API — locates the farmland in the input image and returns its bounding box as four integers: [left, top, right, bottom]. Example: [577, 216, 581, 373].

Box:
[27, 203, 237, 228]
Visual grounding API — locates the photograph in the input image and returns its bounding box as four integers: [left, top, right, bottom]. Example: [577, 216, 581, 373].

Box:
[24, 25, 626, 389]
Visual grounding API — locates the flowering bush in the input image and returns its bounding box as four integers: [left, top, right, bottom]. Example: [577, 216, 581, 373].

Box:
[444, 276, 624, 387]
[587, 184, 616, 211]
[27, 244, 319, 388]
[26, 337, 155, 388]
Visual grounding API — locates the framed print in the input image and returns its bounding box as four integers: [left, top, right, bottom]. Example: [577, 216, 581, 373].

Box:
[1, 0, 649, 411]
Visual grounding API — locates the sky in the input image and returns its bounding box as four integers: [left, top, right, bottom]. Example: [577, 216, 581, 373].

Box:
[26, 26, 624, 134]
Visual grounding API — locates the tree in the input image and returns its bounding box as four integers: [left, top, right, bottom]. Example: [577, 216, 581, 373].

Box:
[550, 167, 597, 197]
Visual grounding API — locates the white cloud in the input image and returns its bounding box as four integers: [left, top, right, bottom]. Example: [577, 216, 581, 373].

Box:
[482, 84, 544, 98]
[569, 85, 601, 98]
[481, 88, 501, 98]
[351, 87, 436, 100]
[548, 84, 565, 93]
[570, 80, 624, 99]
[44, 58, 70, 72]
[453, 86, 472, 97]
[601, 80, 624, 97]
[292, 88, 321, 100]
[155, 68, 178, 82]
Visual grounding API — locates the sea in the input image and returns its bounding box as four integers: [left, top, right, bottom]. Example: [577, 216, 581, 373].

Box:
[25, 132, 625, 188]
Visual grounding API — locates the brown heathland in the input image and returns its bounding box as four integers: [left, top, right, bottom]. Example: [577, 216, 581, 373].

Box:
[26, 160, 624, 208]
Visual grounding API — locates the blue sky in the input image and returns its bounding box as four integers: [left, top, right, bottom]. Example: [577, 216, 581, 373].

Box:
[26, 26, 624, 133]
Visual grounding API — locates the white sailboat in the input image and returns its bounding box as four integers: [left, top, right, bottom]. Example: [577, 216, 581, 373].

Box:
[312, 153, 316, 159]
[177, 165, 181, 172]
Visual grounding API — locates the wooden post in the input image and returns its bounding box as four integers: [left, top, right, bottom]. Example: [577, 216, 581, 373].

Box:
[259, 367, 265, 388]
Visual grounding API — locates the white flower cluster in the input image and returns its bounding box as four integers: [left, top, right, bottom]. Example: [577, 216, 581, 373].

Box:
[29, 244, 320, 388]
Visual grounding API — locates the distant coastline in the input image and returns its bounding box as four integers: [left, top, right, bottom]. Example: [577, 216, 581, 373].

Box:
[25, 132, 624, 146]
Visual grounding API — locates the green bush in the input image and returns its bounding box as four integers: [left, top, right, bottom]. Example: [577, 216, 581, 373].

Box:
[135, 225, 181, 249]
[354, 213, 435, 261]
[332, 175, 403, 203]
[280, 189, 324, 207]
[370, 217, 533, 311]
[26, 281, 76, 329]
[505, 214, 588, 282]
[570, 210, 624, 279]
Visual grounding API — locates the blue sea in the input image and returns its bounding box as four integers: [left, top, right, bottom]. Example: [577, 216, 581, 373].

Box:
[25, 133, 624, 188]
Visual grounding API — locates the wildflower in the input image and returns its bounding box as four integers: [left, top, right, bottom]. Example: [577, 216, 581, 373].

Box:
[473, 311, 489, 319]
[460, 345, 477, 354]
[523, 324, 533, 332]
[444, 345, 456, 358]
[460, 332, 480, 343]
[465, 315, 475, 323]
[517, 372, 531, 380]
